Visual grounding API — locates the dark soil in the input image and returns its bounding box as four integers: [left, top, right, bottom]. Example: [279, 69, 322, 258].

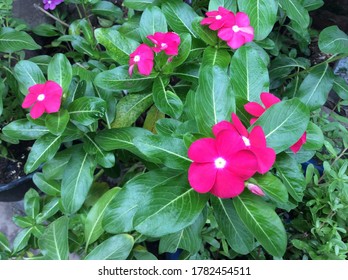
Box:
[0, 142, 32, 184]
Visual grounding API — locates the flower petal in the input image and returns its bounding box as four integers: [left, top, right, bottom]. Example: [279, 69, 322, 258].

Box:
[251, 147, 276, 174]
[188, 138, 218, 162]
[244, 102, 265, 117]
[137, 59, 154, 76]
[188, 162, 217, 193]
[231, 113, 248, 137]
[260, 92, 281, 108]
[212, 121, 236, 137]
[218, 27, 233, 41]
[290, 132, 307, 153]
[235, 12, 250, 27]
[28, 83, 45, 95]
[43, 94, 62, 113]
[210, 170, 245, 198]
[22, 93, 38, 109]
[216, 130, 245, 158]
[249, 126, 266, 148]
[44, 81, 63, 97]
[227, 32, 245, 49]
[228, 150, 258, 179]
[30, 102, 45, 119]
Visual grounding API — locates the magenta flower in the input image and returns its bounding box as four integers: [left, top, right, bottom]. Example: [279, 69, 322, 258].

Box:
[213, 113, 276, 174]
[247, 183, 265, 196]
[217, 12, 254, 49]
[43, 0, 64, 10]
[147, 32, 181, 56]
[188, 130, 258, 198]
[129, 44, 154, 76]
[200, 6, 234, 30]
[244, 92, 307, 154]
[22, 81, 63, 119]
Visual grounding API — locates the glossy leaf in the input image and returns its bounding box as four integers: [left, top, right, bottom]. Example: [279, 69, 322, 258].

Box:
[47, 54, 72, 93]
[202, 47, 231, 70]
[24, 189, 40, 219]
[211, 197, 255, 255]
[133, 134, 191, 169]
[143, 105, 165, 133]
[85, 234, 134, 260]
[94, 66, 156, 93]
[163, 33, 192, 71]
[238, 0, 278, 40]
[0, 233, 11, 253]
[303, 122, 324, 151]
[61, 147, 96, 214]
[230, 44, 269, 102]
[42, 149, 71, 180]
[209, 0, 237, 12]
[162, 0, 198, 38]
[33, 173, 60, 196]
[0, 27, 41, 53]
[195, 66, 234, 136]
[296, 63, 334, 110]
[152, 77, 183, 119]
[13, 228, 32, 254]
[68, 96, 106, 126]
[319, 26, 348, 55]
[279, 0, 309, 28]
[253, 98, 309, 154]
[85, 188, 120, 247]
[91, 1, 123, 19]
[24, 134, 62, 173]
[333, 75, 348, 99]
[139, 6, 167, 41]
[2, 119, 49, 140]
[38, 217, 69, 260]
[123, 0, 160, 10]
[45, 109, 70, 135]
[14, 60, 46, 94]
[36, 198, 60, 223]
[103, 169, 185, 234]
[95, 28, 139, 65]
[275, 153, 306, 202]
[233, 192, 287, 257]
[112, 93, 153, 128]
[191, 17, 217, 46]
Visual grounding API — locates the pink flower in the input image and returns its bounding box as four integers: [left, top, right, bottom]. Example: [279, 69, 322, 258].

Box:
[147, 32, 181, 56]
[22, 81, 63, 119]
[129, 44, 154, 76]
[201, 6, 234, 30]
[247, 183, 265, 196]
[213, 113, 276, 174]
[244, 92, 306, 154]
[43, 0, 64, 10]
[217, 12, 254, 49]
[188, 130, 258, 198]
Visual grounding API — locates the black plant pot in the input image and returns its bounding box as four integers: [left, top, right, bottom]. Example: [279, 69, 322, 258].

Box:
[0, 174, 36, 202]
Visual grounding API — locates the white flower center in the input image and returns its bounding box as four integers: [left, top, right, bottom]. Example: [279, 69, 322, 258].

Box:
[37, 94, 45, 101]
[215, 15, 222, 20]
[160, 43, 168, 49]
[133, 55, 140, 62]
[232, 25, 240, 32]
[214, 157, 227, 169]
[242, 136, 251, 147]
[48, 0, 52, 3]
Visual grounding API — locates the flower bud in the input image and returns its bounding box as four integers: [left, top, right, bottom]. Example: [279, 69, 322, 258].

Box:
[247, 183, 265, 196]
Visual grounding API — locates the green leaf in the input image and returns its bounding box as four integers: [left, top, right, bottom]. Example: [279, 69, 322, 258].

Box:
[296, 63, 334, 110]
[61, 147, 97, 214]
[195, 66, 234, 136]
[191, 17, 217, 46]
[91, 1, 123, 19]
[230, 44, 269, 102]
[42, 149, 71, 180]
[112, 93, 153, 128]
[0, 27, 41, 52]
[163, 33, 192, 71]
[95, 127, 152, 159]
[153, 77, 183, 119]
[139, 6, 167, 42]
[33, 172, 61, 196]
[253, 98, 309, 154]
[94, 66, 156, 93]
[333, 76, 348, 99]
[233, 192, 287, 257]
[252, 173, 289, 204]
[318, 26, 348, 55]
[162, 0, 198, 37]
[85, 234, 134, 260]
[38, 217, 69, 260]
[24, 189, 40, 219]
[133, 181, 208, 237]
[24, 134, 62, 173]
[211, 197, 255, 255]
[0, 233, 10, 253]
[238, 0, 278, 40]
[45, 109, 70, 135]
[279, 0, 309, 28]
[303, 122, 324, 151]
[94, 28, 139, 65]
[47, 54, 72, 93]
[209, 0, 237, 12]
[13, 228, 32, 254]
[85, 188, 120, 247]
[133, 134, 191, 169]
[143, 105, 165, 133]
[2, 119, 49, 140]
[14, 60, 46, 94]
[103, 169, 185, 234]
[123, 0, 160, 10]
[275, 153, 306, 202]
[33, 24, 59, 37]
[68, 96, 106, 126]
[36, 198, 60, 223]
[300, 0, 324, 11]
[202, 47, 231, 70]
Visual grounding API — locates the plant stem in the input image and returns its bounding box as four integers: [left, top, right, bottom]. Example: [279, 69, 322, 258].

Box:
[33, 4, 69, 28]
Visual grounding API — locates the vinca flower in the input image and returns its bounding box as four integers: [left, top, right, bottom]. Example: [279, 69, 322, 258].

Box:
[129, 44, 154, 76]
[147, 32, 181, 56]
[244, 92, 307, 154]
[188, 130, 258, 198]
[200, 6, 234, 30]
[22, 81, 63, 119]
[213, 113, 276, 174]
[43, 0, 64, 10]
